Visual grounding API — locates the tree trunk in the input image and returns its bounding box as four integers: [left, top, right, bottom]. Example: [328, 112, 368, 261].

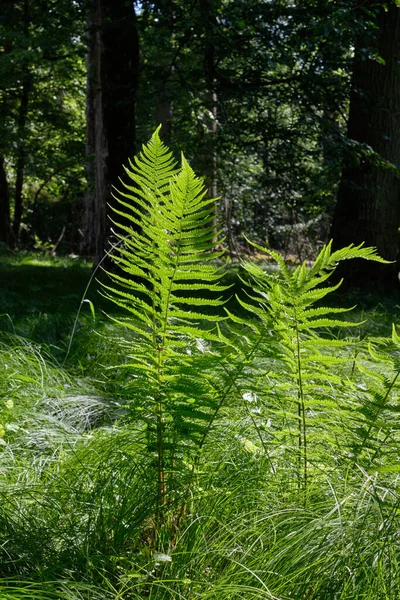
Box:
[11, 0, 30, 247]
[0, 157, 11, 246]
[205, 87, 217, 240]
[154, 0, 175, 143]
[155, 86, 174, 143]
[81, 0, 140, 263]
[330, 1, 400, 289]
[199, 0, 218, 241]
[81, 0, 97, 257]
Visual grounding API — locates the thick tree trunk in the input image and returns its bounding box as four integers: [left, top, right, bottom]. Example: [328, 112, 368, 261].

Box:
[0, 157, 11, 246]
[330, 1, 400, 289]
[81, 0, 139, 263]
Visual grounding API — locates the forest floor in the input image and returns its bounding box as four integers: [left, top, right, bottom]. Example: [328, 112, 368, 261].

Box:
[0, 250, 397, 344]
[1, 251, 400, 600]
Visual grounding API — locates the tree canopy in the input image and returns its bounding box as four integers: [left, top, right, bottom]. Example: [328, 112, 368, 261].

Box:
[0, 0, 399, 287]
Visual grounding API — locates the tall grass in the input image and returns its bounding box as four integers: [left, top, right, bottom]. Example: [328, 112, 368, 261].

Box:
[1, 255, 399, 599]
[1, 135, 400, 598]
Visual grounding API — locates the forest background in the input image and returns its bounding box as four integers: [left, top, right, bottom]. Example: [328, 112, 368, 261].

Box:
[1, 0, 400, 289]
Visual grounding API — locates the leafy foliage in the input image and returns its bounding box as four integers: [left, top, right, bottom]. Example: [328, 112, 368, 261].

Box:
[0, 0, 86, 246]
[2, 0, 393, 259]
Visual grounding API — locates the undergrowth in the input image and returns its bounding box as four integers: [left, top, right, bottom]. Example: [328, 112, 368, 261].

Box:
[0, 129, 400, 599]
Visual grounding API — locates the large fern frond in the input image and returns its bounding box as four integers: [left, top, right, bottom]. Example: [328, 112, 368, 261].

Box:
[101, 128, 229, 518]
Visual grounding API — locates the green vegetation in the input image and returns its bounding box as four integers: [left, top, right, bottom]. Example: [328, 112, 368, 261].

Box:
[1, 131, 400, 599]
[3, 0, 400, 288]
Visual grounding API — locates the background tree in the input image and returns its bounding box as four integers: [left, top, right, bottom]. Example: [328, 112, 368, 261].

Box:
[0, 0, 86, 249]
[0, 157, 11, 246]
[81, 0, 140, 262]
[331, 0, 400, 289]
[2, 0, 399, 277]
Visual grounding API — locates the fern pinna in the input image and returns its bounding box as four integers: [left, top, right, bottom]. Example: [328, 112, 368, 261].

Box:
[101, 128, 228, 522]
[352, 324, 400, 467]
[241, 241, 388, 491]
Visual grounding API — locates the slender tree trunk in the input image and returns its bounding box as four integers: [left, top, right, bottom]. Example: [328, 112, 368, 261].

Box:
[205, 87, 217, 239]
[12, 79, 29, 243]
[11, 0, 30, 247]
[199, 0, 218, 241]
[203, 52, 217, 199]
[0, 157, 11, 246]
[330, 1, 400, 289]
[80, 0, 97, 257]
[81, 0, 139, 263]
[155, 87, 174, 143]
[29, 162, 73, 238]
[320, 103, 341, 213]
[155, 0, 175, 143]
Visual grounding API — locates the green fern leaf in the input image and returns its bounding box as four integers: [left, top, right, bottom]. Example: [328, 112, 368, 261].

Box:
[101, 128, 230, 514]
[238, 240, 388, 488]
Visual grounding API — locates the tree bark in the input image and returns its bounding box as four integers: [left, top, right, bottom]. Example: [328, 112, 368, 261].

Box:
[11, 0, 30, 247]
[199, 0, 218, 241]
[330, 1, 400, 289]
[0, 157, 11, 246]
[81, 0, 139, 263]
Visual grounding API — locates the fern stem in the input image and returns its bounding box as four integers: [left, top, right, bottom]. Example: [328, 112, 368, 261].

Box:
[155, 180, 188, 519]
[294, 307, 307, 494]
[156, 405, 166, 502]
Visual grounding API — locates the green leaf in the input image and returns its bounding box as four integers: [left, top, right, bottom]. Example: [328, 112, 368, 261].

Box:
[83, 298, 96, 321]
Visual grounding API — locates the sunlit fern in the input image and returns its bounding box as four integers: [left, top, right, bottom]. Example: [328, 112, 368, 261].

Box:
[100, 127, 229, 529]
[239, 240, 389, 490]
[352, 324, 400, 467]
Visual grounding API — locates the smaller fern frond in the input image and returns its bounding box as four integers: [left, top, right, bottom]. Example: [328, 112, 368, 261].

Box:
[352, 325, 400, 466]
[238, 240, 388, 489]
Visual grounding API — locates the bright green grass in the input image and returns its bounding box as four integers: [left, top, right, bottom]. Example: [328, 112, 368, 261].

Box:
[1, 252, 400, 599]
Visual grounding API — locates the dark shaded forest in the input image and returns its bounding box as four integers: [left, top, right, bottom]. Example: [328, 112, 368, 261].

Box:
[1, 0, 400, 287]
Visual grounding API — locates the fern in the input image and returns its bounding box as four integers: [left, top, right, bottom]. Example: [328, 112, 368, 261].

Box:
[352, 324, 400, 467]
[101, 127, 229, 537]
[240, 240, 389, 491]
[96, 126, 393, 558]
